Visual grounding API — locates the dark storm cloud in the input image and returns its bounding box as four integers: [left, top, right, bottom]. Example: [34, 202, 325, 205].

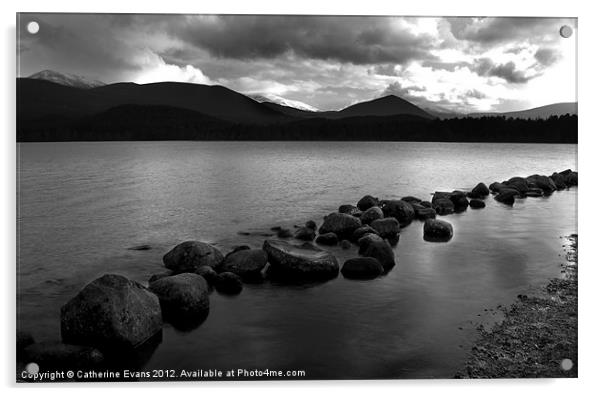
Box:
[473, 58, 533, 84]
[534, 47, 561, 67]
[446, 17, 567, 44]
[172, 16, 438, 65]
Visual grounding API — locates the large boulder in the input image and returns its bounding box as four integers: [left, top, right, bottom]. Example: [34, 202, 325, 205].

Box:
[379, 200, 415, 227]
[218, 249, 268, 280]
[412, 203, 437, 220]
[163, 241, 224, 274]
[338, 204, 362, 217]
[550, 173, 567, 190]
[263, 240, 339, 281]
[22, 342, 104, 370]
[357, 195, 379, 211]
[149, 273, 210, 321]
[471, 182, 490, 198]
[423, 219, 453, 242]
[341, 257, 384, 280]
[432, 198, 454, 215]
[315, 232, 339, 246]
[559, 169, 578, 187]
[358, 234, 395, 271]
[370, 217, 400, 240]
[195, 266, 218, 284]
[488, 182, 505, 193]
[214, 272, 243, 294]
[504, 177, 529, 195]
[469, 199, 486, 209]
[351, 225, 378, 243]
[318, 213, 362, 240]
[294, 226, 316, 241]
[450, 191, 469, 211]
[61, 274, 162, 349]
[526, 175, 557, 195]
[495, 190, 516, 206]
[360, 206, 384, 225]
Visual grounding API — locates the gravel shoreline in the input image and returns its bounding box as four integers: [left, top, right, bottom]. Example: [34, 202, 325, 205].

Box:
[455, 234, 578, 378]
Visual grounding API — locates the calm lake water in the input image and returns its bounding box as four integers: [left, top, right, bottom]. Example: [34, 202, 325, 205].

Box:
[16, 141, 577, 379]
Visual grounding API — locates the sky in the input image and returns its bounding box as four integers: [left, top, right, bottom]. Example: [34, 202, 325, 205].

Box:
[17, 14, 577, 113]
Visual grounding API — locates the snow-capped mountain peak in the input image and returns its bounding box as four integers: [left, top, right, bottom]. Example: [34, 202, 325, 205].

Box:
[249, 93, 318, 112]
[28, 70, 106, 89]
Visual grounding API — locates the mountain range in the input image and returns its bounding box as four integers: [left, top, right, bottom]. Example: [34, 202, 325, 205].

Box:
[17, 70, 578, 142]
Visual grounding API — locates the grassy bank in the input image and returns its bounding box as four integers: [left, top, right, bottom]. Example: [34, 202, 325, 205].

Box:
[456, 234, 577, 378]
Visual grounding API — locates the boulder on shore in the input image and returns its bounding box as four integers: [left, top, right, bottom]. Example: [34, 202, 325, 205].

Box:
[423, 219, 453, 242]
[341, 257, 384, 280]
[218, 248, 268, 280]
[61, 274, 162, 349]
[263, 240, 339, 281]
[357, 195, 379, 211]
[22, 342, 104, 370]
[319, 213, 362, 240]
[358, 234, 395, 271]
[370, 217, 400, 240]
[294, 226, 316, 241]
[315, 232, 339, 246]
[379, 200, 415, 227]
[360, 206, 384, 225]
[163, 241, 224, 274]
[214, 272, 243, 294]
[149, 273, 210, 321]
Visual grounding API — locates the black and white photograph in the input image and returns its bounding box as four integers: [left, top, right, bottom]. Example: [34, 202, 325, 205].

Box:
[15, 12, 578, 382]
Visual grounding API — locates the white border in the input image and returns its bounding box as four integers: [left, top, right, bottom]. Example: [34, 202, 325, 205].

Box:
[2, 0, 599, 394]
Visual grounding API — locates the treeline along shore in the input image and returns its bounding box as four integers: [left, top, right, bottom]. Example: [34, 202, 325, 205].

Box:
[18, 107, 577, 143]
[17, 168, 577, 381]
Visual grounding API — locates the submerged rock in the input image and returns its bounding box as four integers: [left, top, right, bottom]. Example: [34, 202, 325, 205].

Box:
[423, 219, 453, 242]
[163, 241, 224, 274]
[357, 195, 379, 211]
[263, 239, 339, 281]
[469, 199, 486, 209]
[341, 257, 384, 280]
[215, 272, 243, 294]
[315, 232, 339, 246]
[218, 249, 268, 280]
[128, 244, 152, 251]
[380, 199, 415, 227]
[277, 228, 293, 238]
[61, 274, 162, 349]
[360, 206, 384, 225]
[23, 342, 104, 370]
[319, 213, 362, 240]
[149, 273, 210, 321]
[305, 220, 317, 230]
[358, 234, 395, 271]
[294, 226, 316, 241]
[370, 217, 400, 240]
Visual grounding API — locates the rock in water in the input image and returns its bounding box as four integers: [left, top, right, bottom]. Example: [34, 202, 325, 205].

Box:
[432, 198, 454, 215]
[357, 195, 379, 211]
[148, 271, 173, 284]
[315, 232, 339, 246]
[526, 175, 557, 195]
[23, 342, 104, 370]
[341, 257, 384, 280]
[218, 249, 268, 280]
[215, 272, 243, 294]
[471, 182, 490, 198]
[495, 190, 516, 206]
[550, 173, 567, 190]
[294, 226, 316, 241]
[318, 213, 362, 240]
[338, 204, 362, 217]
[61, 274, 162, 349]
[469, 199, 486, 209]
[414, 206, 437, 220]
[277, 228, 293, 238]
[358, 234, 395, 271]
[380, 200, 415, 227]
[488, 182, 505, 193]
[149, 273, 210, 323]
[351, 225, 378, 243]
[340, 240, 352, 250]
[370, 217, 400, 240]
[360, 206, 384, 225]
[305, 220, 317, 230]
[163, 241, 224, 274]
[504, 177, 529, 195]
[450, 191, 469, 211]
[263, 240, 339, 281]
[195, 266, 218, 284]
[423, 219, 453, 242]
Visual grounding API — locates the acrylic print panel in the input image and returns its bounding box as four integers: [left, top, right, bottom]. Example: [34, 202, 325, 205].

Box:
[16, 14, 577, 382]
